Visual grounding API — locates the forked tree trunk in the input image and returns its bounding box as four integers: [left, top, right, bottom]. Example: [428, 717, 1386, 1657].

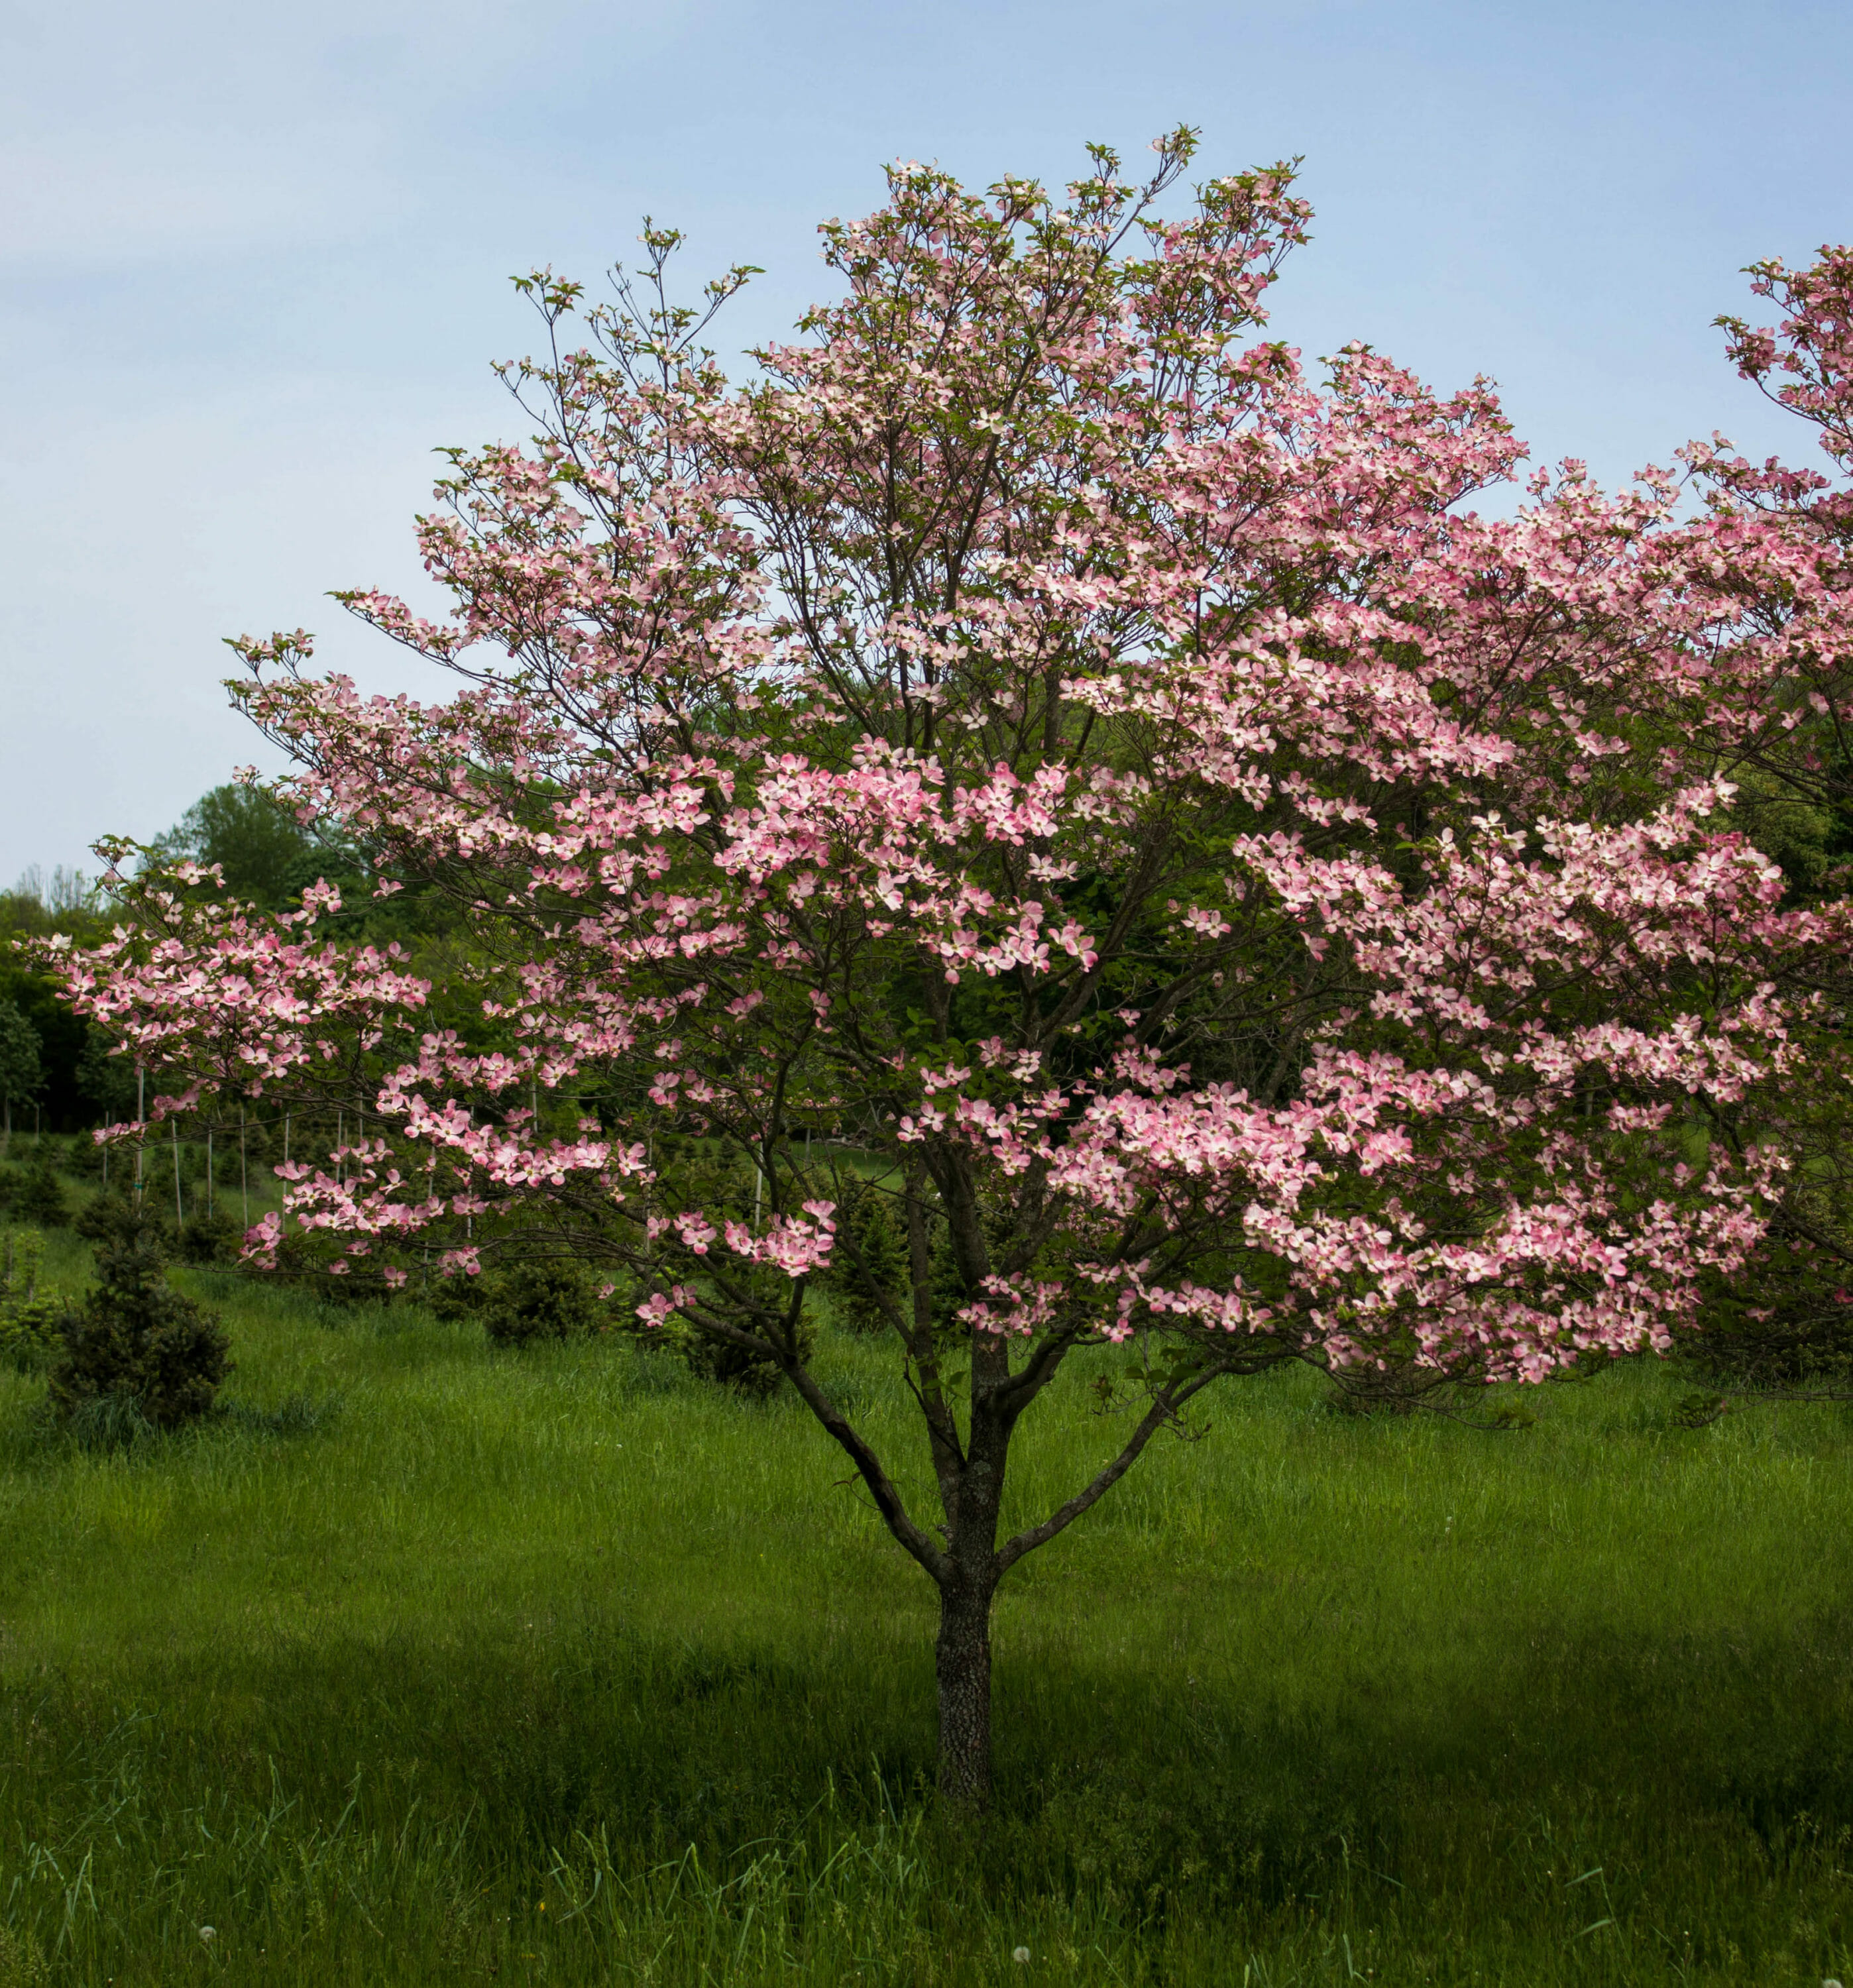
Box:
[935, 1569, 997, 1806]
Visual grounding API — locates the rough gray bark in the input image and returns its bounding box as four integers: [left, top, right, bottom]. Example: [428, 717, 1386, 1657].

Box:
[934, 1565, 997, 1807]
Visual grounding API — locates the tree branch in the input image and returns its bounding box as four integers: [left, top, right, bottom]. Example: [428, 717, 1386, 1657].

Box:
[993, 1359, 1228, 1574]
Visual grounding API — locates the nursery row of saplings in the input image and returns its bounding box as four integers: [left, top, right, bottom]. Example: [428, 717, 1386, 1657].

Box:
[0, 1129, 938, 1442]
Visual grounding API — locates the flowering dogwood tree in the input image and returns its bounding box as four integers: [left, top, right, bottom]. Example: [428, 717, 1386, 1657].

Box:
[42, 135, 1853, 1801]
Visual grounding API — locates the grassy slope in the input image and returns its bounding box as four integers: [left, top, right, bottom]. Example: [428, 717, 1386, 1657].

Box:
[1, 1197, 1852, 1985]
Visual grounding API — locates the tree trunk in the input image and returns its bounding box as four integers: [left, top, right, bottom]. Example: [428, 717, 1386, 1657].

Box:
[935, 1569, 996, 1806]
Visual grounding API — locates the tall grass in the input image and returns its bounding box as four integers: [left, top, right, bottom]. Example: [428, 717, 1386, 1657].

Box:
[1, 1206, 1851, 1983]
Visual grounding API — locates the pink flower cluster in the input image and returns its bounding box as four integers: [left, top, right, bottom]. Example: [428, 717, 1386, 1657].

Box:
[38, 152, 1853, 1392]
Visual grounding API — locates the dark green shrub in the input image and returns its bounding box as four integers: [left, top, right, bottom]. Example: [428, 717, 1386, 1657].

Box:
[219, 1116, 274, 1178]
[48, 1201, 231, 1429]
[0, 1227, 66, 1371]
[482, 1258, 605, 1345]
[427, 1265, 486, 1324]
[12, 1159, 67, 1229]
[825, 1180, 908, 1335]
[175, 1206, 242, 1264]
[681, 1320, 811, 1399]
[75, 1181, 177, 1242]
[630, 1281, 816, 1398]
[229, 1223, 392, 1307]
[620, 1135, 816, 1393]
[74, 1179, 140, 1243]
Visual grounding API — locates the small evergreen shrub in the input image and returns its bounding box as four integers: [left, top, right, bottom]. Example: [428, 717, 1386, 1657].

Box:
[0, 1227, 66, 1371]
[681, 1319, 811, 1400]
[629, 1280, 816, 1398]
[12, 1160, 66, 1229]
[482, 1259, 606, 1345]
[213, 1119, 272, 1185]
[175, 1206, 242, 1264]
[428, 1266, 487, 1325]
[825, 1180, 907, 1335]
[72, 1182, 134, 1242]
[48, 1201, 231, 1429]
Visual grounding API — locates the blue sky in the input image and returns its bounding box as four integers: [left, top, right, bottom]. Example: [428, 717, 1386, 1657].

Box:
[3, 0, 1850, 883]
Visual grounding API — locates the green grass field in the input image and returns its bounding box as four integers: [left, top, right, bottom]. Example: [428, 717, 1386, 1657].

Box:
[3, 1184, 1852, 1985]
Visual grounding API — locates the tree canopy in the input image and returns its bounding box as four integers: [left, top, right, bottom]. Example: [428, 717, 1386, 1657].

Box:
[146, 784, 329, 911]
[38, 135, 1853, 1799]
